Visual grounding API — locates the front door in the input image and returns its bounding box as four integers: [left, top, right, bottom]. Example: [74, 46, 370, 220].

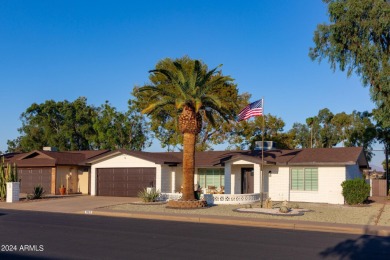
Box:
[241, 168, 254, 194]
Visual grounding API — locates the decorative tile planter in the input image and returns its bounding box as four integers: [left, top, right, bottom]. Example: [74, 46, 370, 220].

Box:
[160, 192, 266, 205]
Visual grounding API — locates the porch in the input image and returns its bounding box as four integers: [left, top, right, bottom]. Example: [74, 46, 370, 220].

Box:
[160, 159, 270, 205]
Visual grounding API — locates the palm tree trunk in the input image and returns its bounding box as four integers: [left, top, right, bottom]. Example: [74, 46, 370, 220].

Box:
[182, 132, 196, 200]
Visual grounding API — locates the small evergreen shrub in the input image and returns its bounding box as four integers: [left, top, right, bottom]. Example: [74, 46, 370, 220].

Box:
[279, 206, 290, 213]
[138, 188, 160, 202]
[341, 178, 370, 205]
[28, 185, 45, 200]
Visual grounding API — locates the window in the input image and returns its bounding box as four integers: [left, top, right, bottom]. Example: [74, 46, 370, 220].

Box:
[291, 168, 318, 191]
[198, 168, 224, 189]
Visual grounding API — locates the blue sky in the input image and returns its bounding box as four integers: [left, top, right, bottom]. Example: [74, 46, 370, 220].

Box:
[0, 1, 385, 166]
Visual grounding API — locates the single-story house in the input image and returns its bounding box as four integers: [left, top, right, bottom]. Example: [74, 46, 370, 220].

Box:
[85, 146, 368, 204]
[5, 148, 109, 195]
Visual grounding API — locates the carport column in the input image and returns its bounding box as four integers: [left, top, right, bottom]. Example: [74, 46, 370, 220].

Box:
[171, 170, 176, 193]
[254, 163, 261, 193]
[91, 166, 97, 196]
[224, 162, 232, 194]
[51, 167, 56, 195]
[155, 165, 162, 192]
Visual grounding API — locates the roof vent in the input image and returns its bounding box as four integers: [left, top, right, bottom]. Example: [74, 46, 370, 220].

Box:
[254, 141, 276, 151]
[43, 147, 58, 152]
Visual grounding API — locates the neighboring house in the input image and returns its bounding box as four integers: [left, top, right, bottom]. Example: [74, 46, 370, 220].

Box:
[5, 148, 109, 195]
[86, 146, 368, 204]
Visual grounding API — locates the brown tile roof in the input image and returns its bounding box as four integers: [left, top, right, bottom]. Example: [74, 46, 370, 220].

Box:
[87, 147, 367, 167]
[180, 147, 366, 167]
[286, 147, 366, 166]
[7, 150, 110, 167]
[8, 147, 367, 168]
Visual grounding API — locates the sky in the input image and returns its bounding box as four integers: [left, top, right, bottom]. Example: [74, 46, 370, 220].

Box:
[0, 0, 386, 167]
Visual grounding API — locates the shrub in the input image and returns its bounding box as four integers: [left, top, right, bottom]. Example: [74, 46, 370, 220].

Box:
[138, 188, 160, 202]
[341, 178, 370, 205]
[28, 185, 45, 200]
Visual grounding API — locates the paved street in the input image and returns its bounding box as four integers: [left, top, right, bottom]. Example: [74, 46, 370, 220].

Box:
[1, 209, 389, 259]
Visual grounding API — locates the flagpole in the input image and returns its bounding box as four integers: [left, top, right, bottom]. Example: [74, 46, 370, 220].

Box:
[261, 97, 265, 205]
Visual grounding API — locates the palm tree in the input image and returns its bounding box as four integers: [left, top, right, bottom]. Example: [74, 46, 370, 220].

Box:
[135, 57, 238, 200]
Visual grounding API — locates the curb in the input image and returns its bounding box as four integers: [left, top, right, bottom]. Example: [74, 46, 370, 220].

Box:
[77, 209, 390, 237]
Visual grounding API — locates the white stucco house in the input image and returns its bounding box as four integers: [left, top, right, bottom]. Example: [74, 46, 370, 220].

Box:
[85, 146, 368, 204]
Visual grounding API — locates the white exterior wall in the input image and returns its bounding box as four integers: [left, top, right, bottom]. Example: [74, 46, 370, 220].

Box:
[289, 166, 347, 204]
[90, 154, 159, 196]
[231, 165, 242, 194]
[254, 164, 261, 193]
[268, 166, 290, 201]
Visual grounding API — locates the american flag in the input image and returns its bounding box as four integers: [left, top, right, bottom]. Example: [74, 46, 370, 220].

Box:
[237, 99, 263, 121]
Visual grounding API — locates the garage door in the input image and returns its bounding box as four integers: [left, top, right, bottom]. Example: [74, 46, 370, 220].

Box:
[18, 168, 52, 194]
[97, 168, 156, 197]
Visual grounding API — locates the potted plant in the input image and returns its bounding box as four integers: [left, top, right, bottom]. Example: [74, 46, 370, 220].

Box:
[59, 184, 66, 195]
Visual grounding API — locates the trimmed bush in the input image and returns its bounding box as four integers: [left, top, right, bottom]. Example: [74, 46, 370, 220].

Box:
[341, 178, 370, 205]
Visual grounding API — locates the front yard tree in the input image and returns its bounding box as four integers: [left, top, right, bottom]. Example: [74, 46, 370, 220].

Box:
[92, 100, 151, 150]
[289, 123, 311, 148]
[7, 97, 151, 152]
[133, 56, 238, 201]
[344, 111, 376, 160]
[7, 97, 96, 151]
[310, 0, 390, 128]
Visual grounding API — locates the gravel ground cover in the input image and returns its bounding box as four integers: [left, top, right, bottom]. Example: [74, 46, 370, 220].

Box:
[106, 201, 390, 226]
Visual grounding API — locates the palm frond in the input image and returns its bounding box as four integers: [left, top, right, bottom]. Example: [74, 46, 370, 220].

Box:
[194, 98, 203, 113]
[142, 98, 176, 115]
[204, 109, 217, 126]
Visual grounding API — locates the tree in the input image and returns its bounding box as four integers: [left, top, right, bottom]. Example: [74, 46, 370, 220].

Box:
[310, 0, 390, 128]
[133, 56, 238, 201]
[306, 116, 320, 148]
[344, 111, 376, 160]
[377, 125, 390, 176]
[7, 97, 96, 151]
[304, 108, 338, 148]
[133, 58, 242, 153]
[295, 109, 376, 159]
[7, 97, 151, 152]
[331, 112, 351, 146]
[92, 100, 151, 150]
[227, 113, 295, 150]
[289, 123, 310, 148]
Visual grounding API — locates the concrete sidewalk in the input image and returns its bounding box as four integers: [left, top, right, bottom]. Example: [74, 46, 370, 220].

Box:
[1, 195, 390, 237]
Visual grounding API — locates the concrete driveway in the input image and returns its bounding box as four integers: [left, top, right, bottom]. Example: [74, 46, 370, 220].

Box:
[0, 195, 139, 214]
